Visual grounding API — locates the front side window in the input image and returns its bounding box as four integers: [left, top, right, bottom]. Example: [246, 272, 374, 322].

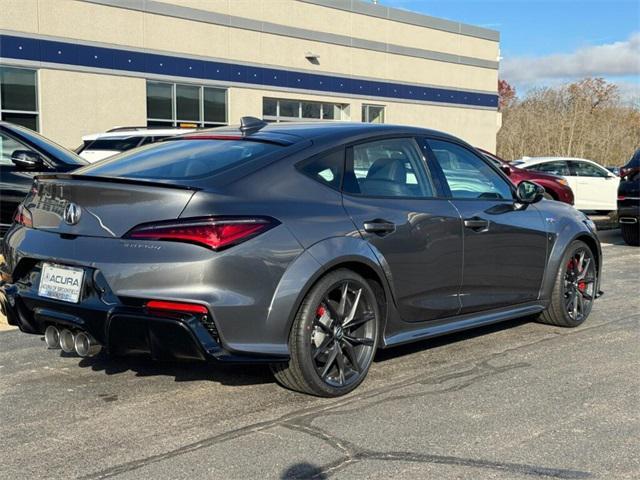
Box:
[146, 81, 227, 128]
[0, 131, 35, 166]
[362, 104, 385, 123]
[344, 138, 434, 198]
[570, 161, 608, 178]
[427, 139, 513, 200]
[262, 98, 348, 122]
[0, 67, 38, 131]
[529, 161, 570, 176]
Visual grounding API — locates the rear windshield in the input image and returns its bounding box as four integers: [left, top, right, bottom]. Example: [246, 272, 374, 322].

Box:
[76, 139, 282, 180]
[81, 137, 143, 152]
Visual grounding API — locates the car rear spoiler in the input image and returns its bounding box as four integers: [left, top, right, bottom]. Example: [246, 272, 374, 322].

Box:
[34, 174, 202, 191]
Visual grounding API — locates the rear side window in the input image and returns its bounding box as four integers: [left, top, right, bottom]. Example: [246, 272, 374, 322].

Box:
[297, 149, 343, 190]
[529, 161, 570, 176]
[344, 138, 434, 198]
[83, 137, 143, 152]
[77, 139, 282, 180]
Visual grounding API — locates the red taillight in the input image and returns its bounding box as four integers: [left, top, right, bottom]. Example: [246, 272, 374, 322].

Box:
[13, 205, 33, 228]
[124, 217, 278, 250]
[145, 300, 208, 314]
[618, 195, 626, 201]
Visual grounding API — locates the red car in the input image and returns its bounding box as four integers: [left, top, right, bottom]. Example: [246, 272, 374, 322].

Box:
[478, 149, 574, 205]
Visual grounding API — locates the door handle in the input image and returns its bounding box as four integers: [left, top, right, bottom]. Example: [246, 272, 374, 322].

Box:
[363, 219, 396, 235]
[464, 217, 490, 232]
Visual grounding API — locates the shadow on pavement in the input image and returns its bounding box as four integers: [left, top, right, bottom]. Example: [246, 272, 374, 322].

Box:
[281, 462, 327, 479]
[374, 317, 531, 363]
[68, 317, 535, 386]
[76, 353, 274, 386]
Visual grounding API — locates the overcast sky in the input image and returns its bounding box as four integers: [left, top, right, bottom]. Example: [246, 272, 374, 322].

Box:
[380, 0, 640, 100]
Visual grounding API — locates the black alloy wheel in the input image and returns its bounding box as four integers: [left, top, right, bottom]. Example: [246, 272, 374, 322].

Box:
[311, 280, 377, 387]
[271, 269, 379, 397]
[539, 240, 597, 327]
[563, 247, 596, 323]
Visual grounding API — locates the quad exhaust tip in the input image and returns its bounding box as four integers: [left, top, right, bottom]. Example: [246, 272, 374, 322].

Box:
[45, 326, 103, 357]
[59, 329, 76, 353]
[74, 331, 102, 358]
[44, 325, 61, 349]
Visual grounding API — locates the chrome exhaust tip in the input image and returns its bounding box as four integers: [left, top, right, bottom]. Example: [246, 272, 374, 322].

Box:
[59, 329, 76, 353]
[74, 331, 102, 358]
[44, 325, 61, 349]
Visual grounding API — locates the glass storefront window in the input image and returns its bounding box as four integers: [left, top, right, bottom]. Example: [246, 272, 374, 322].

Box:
[146, 81, 227, 128]
[362, 104, 385, 123]
[263, 98, 348, 122]
[0, 67, 38, 131]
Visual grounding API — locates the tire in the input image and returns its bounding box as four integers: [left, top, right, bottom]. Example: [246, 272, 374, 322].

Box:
[538, 240, 597, 327]
[621, 222, 640, 246]
[271, 269, 380, 397]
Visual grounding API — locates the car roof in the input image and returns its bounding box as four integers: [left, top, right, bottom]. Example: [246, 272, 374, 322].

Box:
[182, 121, 465, 146]
[514, 156, 597, 165]
[82, 128, 196, 141]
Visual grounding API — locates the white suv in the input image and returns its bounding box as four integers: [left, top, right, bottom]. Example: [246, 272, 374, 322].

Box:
[76, 126, 195, 162]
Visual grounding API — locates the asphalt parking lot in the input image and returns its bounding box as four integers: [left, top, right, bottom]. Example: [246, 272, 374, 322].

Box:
[1, 228, 638, 480]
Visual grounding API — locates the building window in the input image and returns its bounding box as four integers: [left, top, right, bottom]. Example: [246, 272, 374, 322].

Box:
[0, 67, 39, 131]
[263, 98, 348, 122]
[146, 81, 227, 128]
[362, 104, 385, 123]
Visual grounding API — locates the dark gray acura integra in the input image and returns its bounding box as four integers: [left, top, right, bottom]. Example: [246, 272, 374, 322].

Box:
[1, 119, 602, 396]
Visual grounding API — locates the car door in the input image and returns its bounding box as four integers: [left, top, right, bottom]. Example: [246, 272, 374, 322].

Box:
[0, 130, 50, 232]
[342, 137, 463, 322]
[425, 139, 548, 314]
[569, 160, 619, 211]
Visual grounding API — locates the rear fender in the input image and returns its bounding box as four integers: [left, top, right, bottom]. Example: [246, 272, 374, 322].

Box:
[266, 236, 399, 352]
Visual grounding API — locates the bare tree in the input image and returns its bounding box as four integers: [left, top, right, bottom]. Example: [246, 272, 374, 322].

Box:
[497, 77, 640, 166]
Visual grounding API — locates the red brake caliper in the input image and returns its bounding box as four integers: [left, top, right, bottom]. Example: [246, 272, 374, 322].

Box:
[316, 305, 326, 317]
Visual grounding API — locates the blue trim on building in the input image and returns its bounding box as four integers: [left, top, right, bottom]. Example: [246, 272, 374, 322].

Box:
[0, 34, 498, 109]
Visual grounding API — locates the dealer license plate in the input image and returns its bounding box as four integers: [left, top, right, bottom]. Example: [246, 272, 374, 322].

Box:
[38, 263, 85, 303]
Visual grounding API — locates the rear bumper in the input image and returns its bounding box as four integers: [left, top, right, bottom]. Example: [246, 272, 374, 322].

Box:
[2, 225, 304, 361]
[0, 281, 286, 363]
[617, 202, 639, 221]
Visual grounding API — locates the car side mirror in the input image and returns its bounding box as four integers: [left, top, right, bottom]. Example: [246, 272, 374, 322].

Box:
[11, 150, 44, 170]
[500, 164, 512, 176]
[516, 180, 545, 204]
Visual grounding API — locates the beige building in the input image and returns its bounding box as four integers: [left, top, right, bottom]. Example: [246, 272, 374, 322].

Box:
[0, 0, 500, 151]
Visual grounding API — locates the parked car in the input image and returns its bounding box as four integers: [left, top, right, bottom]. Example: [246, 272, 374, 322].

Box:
[512, 157, 619, 213]
[77, 126, 196, 162]
[477, 149, 574, 205]
[0, 122, 88, 237]
[1, 119, 602, 397]
[618, 149, 640, 246]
